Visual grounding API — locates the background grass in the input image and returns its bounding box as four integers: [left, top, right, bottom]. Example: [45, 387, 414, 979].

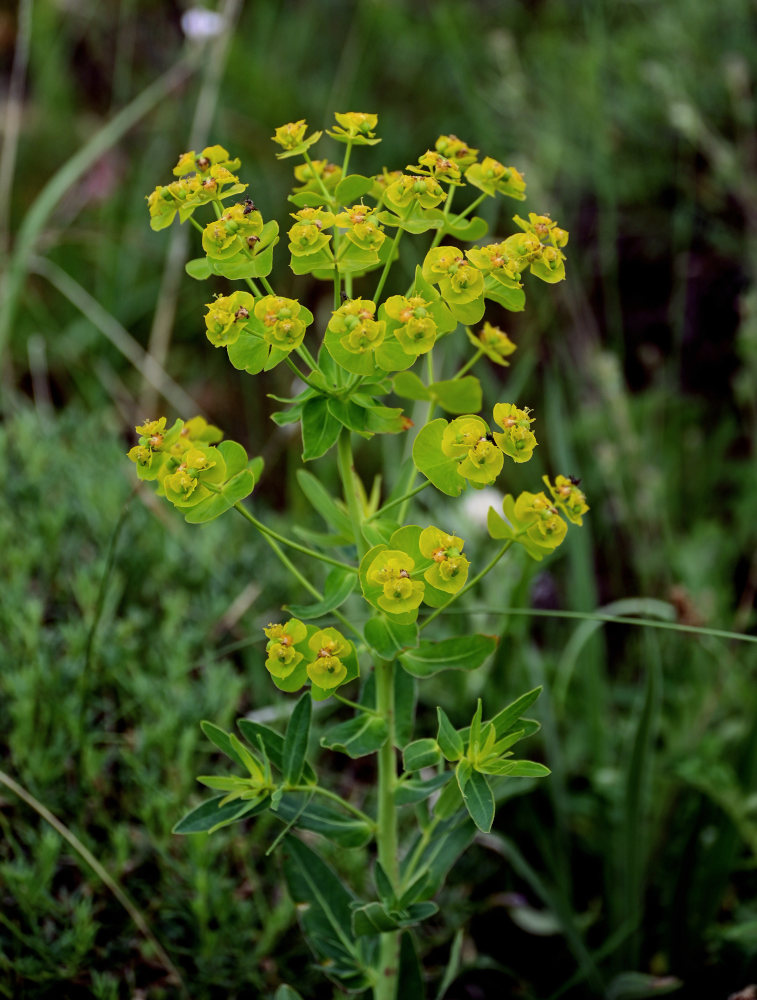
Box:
[1, 0, 756, 997]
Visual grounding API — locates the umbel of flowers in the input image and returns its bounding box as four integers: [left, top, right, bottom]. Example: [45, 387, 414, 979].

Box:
[131, 115, 588, 1000]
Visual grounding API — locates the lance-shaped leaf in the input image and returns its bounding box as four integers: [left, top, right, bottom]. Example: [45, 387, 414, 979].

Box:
[301, 396, 342, 460]
[275, 795, 372, 847]
[173, 794, 270, 834]
[285, 567, 357, 620]
[320, 713, 389, 758]
[456, 760, 495, 833]
[283, 692, 311, 785]
[399, 635, 497, 678]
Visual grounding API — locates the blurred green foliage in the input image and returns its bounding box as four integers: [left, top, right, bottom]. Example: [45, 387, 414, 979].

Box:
[2, 0, 757, 996]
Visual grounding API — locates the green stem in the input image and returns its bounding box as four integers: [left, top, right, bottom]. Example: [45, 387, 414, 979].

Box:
[420, 540, 514, 631]
[188, 216, 205, 234]
[260, 276, 276, 296]
[284, 355, 322, 392]
[296, 342, 319, 371]
[365, 481, 431, 522]
[374, 658, 400, 1000]
[337, 428, 368, 559]
[289, 784, 376, 829]
[334, 692, 379, 715]
[233, 502, 357, 574]
[428, 185, 456, 251]
[341, 140, 354, 179]
[454, 345, 484, 379]
[244, 276, 263, 296]
[302, 149, 333, 204]
[400, 814, 441, 892]
[373, 202, 415, 304]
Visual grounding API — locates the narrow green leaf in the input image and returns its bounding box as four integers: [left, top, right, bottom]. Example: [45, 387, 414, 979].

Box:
[173, 794, 269, 834]
[437, 708, 464, 762]
[200, 720, 245, 768]
[403, 738, 442, 772]
[296, 469, 352, 536]
[285, 567, 357, 620]
[320, 713, 389, 758]
[301, 396, 342, 460]
[396, 772, 452, 806]
[456, 763, 494, 832]
[283, 693, 311, 785]
[276, 795, 372, 848]
[236, 719, 316, 783]
[394, 665, 416, 748]
[397, 931, 426, 1000]
[489, 687, 543, 739]
[399, 635, 497, 678]
[274, 986, 305, 1000]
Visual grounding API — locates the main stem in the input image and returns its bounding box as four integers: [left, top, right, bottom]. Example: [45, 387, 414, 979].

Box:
[374, 658, 400, 1000]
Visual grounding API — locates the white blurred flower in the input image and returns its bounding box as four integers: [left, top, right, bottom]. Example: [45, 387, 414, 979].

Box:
[181, 7, 226, 41]
[461, 486, 503, 528]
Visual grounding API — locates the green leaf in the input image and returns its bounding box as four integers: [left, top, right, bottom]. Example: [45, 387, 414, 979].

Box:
[456, 761, 494, 832]
[374, 861, 395, 906]
[285, 567, 357, 619]
[296, 469, 352, 537]
[393, 371, 430, 401]
[185, 257, 212, 280]
[336, 241, 380, 275]
[484, 274, 526, 312]
[442, 215, 488, 241]
[394, 665, 416, 748]
[183, 468, 256, 523]
[173, 794, 269, 834]
[276, 795, 372, 847]
[361, 517, 401, 548]
[301, 396, 342, 460]
[412, 418, 465, 496]
[320, 713, 389, 758]
[436, 707, 464, 762]
[403, 738, 442, 772]
[396, 772, 451, 807]
[489, 687, 542, 739]
[236, 720, 316, 783]
[363, 616, 419, 658]
[274, 987, 305, 1000]
[326, 398, 372, 436]
[377, 208, 445, 234]
[335, 174, 374, 204]
[428, 376, 482, 415]
[227, 329, 269, 375]
[290, 244, 335, 276]
[400, 813, 474, 894]
[288, 190, 328, 208]
[445, 294, 485, 326]
[283, 693, 311, 786]
[397, 931, 426, 1000]
[200, 720, 246, 768]
[433, 776, 464, 819]
[606, 972, 683, 1000]
[282, 835, 369, 989]
[477, 759, 550, 778]
[352, 901, 399, 935]
[400, 635, 497, 678]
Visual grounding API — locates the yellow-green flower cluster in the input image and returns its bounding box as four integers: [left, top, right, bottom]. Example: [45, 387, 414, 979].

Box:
[293, 159, 342, 194]
[288, 206, 335, 257]
[488, 476, 588, 560]
[409, 150, 463, 185]
[334, 203, 386, 253]
[262, 619, 357, 698]
[327, 298, 385, 357]
[271, 119, 322, 159]
[383, 295, 438, 355]
[422, 246, 485, 309]
[466, 322, 517, 367]
[146, 145, 245, 230]
[385, 174, 445, 211]
[542, 474, 589, 525]
[434, 134, 479, 169]
[327, 111, 380, 145]
[202, 202, 264, 259]
[492, 403, 538, 463]
[360, 526, 471, 622]
[204, 290, 255, 348]
[127, 415, 249, 512]
[512, 212, 569, 283]
[465, 156, 526, 201]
